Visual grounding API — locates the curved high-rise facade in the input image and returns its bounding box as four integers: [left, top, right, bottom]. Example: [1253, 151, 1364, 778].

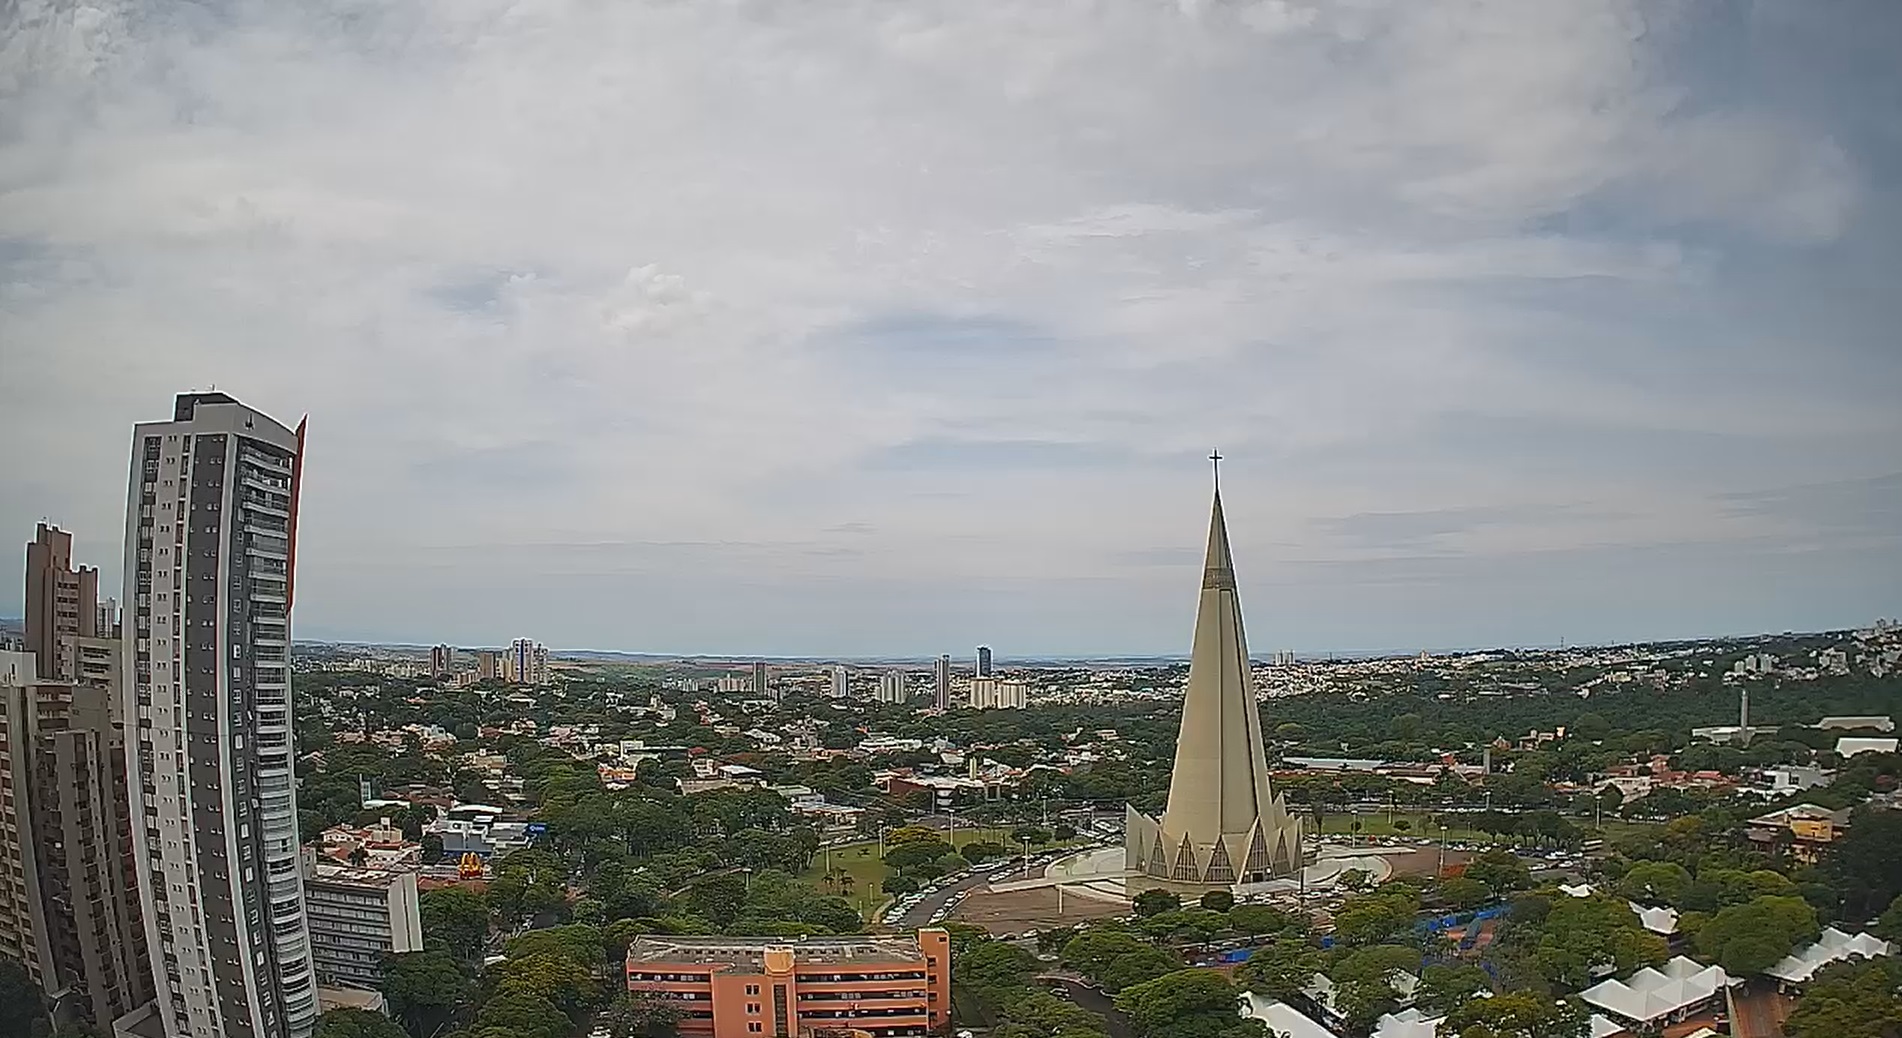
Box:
[120, 393, 317, 1038]
[1126, 488, 1303, 888]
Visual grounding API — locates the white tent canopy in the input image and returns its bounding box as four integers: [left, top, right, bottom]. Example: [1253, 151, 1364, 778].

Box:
[1578, 957, 1733, 1024]
[1765, 927, 1894, 984]
[1241, 993, 1342, 1038]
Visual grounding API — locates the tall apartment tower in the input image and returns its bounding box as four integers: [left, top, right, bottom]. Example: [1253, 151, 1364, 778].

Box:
[0, 649, 154, 1028]
[26, 523, 101, 681]
[120, 392, 318, 1038]
[933, 654, 951, 711]
[752, 660, 770, 700]
[875, 670, 908, 704]
[975, 645, 993, 678]
[503, 638, 546, 686]
[428, 644, 453, 678]
[829, 664, 849, 699]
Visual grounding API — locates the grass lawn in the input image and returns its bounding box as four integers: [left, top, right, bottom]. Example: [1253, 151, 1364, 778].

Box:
[802, 841, 890, 920]
[800, 828, 1092, 926]
[1313, 811, 1490, 841]
[1311, 809, 1659, 845]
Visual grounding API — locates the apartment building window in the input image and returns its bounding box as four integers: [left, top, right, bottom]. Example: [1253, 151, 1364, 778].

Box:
[748, 1026, 762, 1034]
[745, 984, 760, 995]
[746, 1003, 760, 1014]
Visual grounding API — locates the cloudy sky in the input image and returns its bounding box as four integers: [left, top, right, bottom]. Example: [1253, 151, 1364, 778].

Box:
[3, 0, 1899, 657]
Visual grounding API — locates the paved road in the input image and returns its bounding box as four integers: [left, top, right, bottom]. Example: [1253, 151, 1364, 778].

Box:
[888, 869, 998, 928]
[1036, 974, 1133, 1038]
[1729, 983, 1788, 1038]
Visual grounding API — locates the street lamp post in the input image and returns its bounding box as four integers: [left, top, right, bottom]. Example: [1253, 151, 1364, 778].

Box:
[1438, 824, 1449, 877]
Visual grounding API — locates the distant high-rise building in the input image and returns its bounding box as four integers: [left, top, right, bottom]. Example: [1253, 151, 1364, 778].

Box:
[97, 597, 122, 639]
[876, 671, 908, 704]
[504, 638, 547, 685]
[0, 650, 154, 1029]
[829, 664, 849, 699]
[967, 677, 1028, 710]
[25, 523, 100, 681]
[933, 655, 951, 711]
[429, 644, 454, 677]
[475, 650, 500, 681]
[753, 661, 771, 700]
[976, 645, 993, 678]
[121, 391, 318, 1038]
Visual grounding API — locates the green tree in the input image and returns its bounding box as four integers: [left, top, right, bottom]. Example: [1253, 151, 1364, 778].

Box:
[961, 840, 1008, 864]
[1417, 964, 1492, 1014]
[1333, 886, 1421, 946]
[1529, 896, 1668, 990]
[1060, 930, 1150, 981]
[1114, 969, 1261, 1038]
[1099, 947, 1184, 993]
[1442, 990, 1589, 1038]
[1438, 876, 1491, 910]
[0, 960, 46, 1038]
[1693, 896, 1820, 976]
[489, 951, 602, 1020]
[684, 873, 747, 927]
[1464, 849, 1533, 898]
[505, 924, 607, 967]
[1330, 945, 1421, 1031]
[381, 951, 469, 1038]
[1873, 892, 1902, 942]
[1236, 938, 1323, 1002]
[420, 886, 492, 961]
[1133, 889, 1182, 919]
[472, 989, 571, 1038]
[598, 993, 685, 1038]
[1199, 890, 1235, 913]
[1821, 806, 1902, 922]
[1783, 957, 1902, 1038]
[958, 941, 1037, 993]
[1227, 905, 1295, 939]
[1616, 861, 1692, 905]
[314, 1009, 409, 1038]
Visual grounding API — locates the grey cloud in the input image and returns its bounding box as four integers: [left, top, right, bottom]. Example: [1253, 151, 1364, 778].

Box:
[1311, 504, 1623, 552]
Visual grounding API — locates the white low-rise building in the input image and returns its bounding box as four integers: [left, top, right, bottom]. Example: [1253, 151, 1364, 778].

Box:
[1836, 737, 1899, 758]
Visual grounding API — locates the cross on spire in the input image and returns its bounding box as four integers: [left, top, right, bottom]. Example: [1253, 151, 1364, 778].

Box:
[1210, 449, 1222, 492]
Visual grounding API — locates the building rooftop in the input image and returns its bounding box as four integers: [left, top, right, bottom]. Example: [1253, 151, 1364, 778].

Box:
[1749, 804, 1851, 827]
[627, 933, 931, 972]
[310, 862, 418, 888]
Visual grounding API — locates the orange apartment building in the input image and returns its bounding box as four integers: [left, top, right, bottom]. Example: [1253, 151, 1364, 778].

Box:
[625, 930, 951, 1038]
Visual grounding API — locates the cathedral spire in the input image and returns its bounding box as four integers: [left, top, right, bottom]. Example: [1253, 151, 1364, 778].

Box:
[1126, 461, 1303, 885]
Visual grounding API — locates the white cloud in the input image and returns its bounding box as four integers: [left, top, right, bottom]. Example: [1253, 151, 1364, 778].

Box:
[0, 0, 1894, 652]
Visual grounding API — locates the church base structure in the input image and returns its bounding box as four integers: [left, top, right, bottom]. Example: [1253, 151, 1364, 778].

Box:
[1123, 804, 1305, 887]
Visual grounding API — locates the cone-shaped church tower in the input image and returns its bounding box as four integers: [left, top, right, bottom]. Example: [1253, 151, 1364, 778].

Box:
[1126, 472, 1303, 886]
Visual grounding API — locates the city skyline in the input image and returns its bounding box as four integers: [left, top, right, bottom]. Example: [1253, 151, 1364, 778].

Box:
[4, 3, 1900, 656]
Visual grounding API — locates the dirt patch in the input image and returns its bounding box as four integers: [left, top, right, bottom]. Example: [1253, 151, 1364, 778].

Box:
[951, 886, 1128, 934]
[1382, 847, 1474, 879]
